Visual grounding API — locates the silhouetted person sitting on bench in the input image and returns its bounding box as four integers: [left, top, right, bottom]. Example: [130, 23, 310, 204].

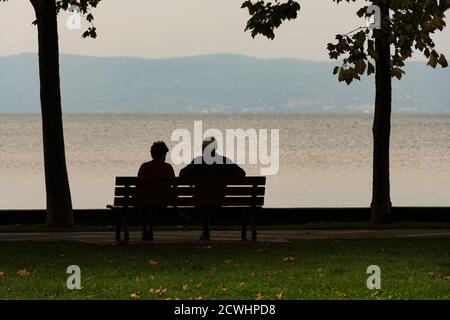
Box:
[180, 137, 246, 240]
[138, 141, 175, 240]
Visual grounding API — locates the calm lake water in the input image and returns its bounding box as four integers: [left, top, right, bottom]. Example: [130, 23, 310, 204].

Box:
[1, 114, 449, 208]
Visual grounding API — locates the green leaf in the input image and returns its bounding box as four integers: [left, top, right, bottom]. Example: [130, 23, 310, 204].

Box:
[427, 54, 438, 68]
[355, 59, 366, 75]
[391, 67, 405, 80]
[438, 54, 448, 68]
[338, 69, 346, 82]
[367, 62, 375, 75]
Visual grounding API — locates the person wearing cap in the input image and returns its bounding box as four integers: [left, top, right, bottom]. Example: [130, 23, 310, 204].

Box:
[179, 137, 246, 177]
[180, 137, 246, 240]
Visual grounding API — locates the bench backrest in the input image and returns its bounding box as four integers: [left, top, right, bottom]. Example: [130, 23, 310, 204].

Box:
[113, 176, 266, 208]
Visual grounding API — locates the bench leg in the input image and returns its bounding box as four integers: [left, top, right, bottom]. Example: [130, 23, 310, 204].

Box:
[149, 210, 154, 240]
[115, 210, 122, 241]
[200, 209, 211, 240]
[141, 209, 148, 235]
[241, 213, 249, 241]
[141, 209, 153, 240]
[123, 212, 129, 242]
[249, 212, 257, 241]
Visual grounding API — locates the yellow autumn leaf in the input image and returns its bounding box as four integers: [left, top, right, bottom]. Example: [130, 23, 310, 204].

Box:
[239, 282, 245, 289]
[130, 292, 141, 299]
[255, 293, 263, 300]
[276, 292, 283, 300]
[182, 284, 189, 291]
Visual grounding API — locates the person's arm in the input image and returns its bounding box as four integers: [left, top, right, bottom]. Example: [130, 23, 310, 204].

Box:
[169, 164, 176, 178]
[179, 163, 195, 177]
[228, 163, 246, 177]
[137, 163, 145, 177]
[223, 157, 246, 177]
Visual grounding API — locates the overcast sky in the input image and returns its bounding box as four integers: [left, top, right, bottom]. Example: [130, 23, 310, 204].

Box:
[1, 0, 449, 61]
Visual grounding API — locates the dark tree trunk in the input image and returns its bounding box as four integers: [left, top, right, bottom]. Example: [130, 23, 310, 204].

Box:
[371, 3, 392, 224]
[32, 0, 74, 227]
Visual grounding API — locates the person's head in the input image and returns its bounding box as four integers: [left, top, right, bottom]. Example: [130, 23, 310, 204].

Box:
[150, 141, 169, 161]
[202, 137, 216, 157]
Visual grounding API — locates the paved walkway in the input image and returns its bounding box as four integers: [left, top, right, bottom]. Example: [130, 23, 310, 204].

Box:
[0, 229, 449, 244]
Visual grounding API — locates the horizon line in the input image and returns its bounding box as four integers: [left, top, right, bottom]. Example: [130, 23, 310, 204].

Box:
[0, 52, 431, 64]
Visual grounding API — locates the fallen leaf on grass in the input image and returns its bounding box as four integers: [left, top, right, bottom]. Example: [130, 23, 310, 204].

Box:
[223, 259, 232, 265]
[165, 297, 181, 300]
[147, 259, 159, 265]
[149, 287, 167, 295]
[0, 272, 5, 278]
[130, 292, 142, 299]
[282, 257, 296, 262]
[17, 269, 31, 277]
[371, 290, 381, 297]
[275, 292, 283, 300]
[208, 267, 216, 273]
[195, 282, 204, 289]
[339, 293, 348, 300]
[239, 282, 245, 289]
[444, 276, 450, 280]
[217, 284, 228, 293]
[182, 284, 189, 291]
[255, 293, 264, 300]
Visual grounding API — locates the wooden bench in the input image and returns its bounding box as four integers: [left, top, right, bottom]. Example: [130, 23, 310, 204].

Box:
[107, 176, 266, 242]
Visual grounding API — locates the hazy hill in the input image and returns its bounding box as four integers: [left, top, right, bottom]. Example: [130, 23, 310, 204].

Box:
[0, 53, 449, 113]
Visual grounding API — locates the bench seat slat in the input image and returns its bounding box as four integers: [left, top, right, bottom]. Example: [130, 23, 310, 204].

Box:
[115, 176, 266, 186]
[114, 186, 265, 197]
[114, 196, 264, 207]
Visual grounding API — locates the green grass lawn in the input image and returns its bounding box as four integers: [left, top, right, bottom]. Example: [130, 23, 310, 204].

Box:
[0, 238, 448, 300]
